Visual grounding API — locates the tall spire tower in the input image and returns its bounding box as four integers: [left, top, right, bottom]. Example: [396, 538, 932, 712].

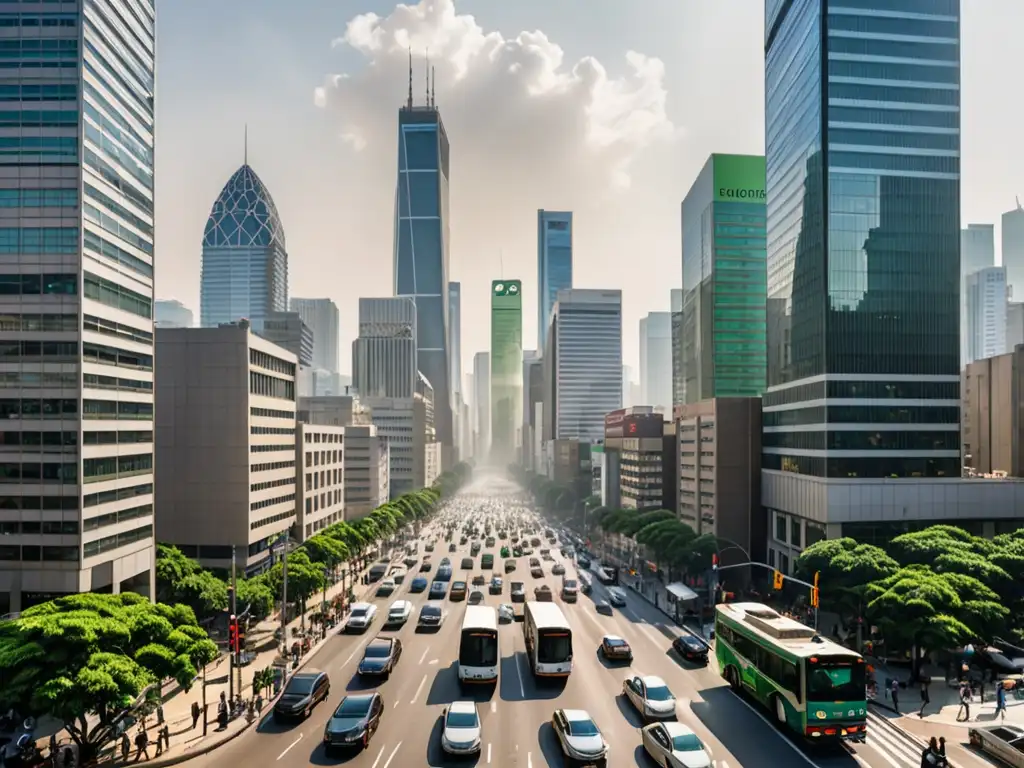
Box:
[407, 48, 413, 109]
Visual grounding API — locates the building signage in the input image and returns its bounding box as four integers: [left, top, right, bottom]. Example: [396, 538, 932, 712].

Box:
[713, 154, 766, 204]
[492, 280, 521, 297]
[604, 409, 626, 428]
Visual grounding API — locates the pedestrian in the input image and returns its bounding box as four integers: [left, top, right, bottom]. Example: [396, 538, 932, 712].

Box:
[155, 704, 164, 726]
[62, 745, 73, 768]
[48, 734, 57, 760]
[216, 692, 228, 730]
[891, 678, 900, 714]
[919, 677, 931, 717]
[956, 682, 971, 722]
[119, 733, 130, 763]
[921, 736, 941, 766]
[190, 701, 201, 730]
[995, 682, 1007, 721]
[132, 729, 149, 763]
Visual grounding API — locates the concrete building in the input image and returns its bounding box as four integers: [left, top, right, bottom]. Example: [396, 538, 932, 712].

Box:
[491, 280, 523, 464]
[546, 289, 622, 443]
[290, 298, 340, 374]
[522, 351, 543, 471]
[676, 399, 763, 566]
[156, 300, 194, 329]
[352, 297, 418, 399]
[537, 210, 574, 351]
[1002, 200, 1024, 301]
[473, 352, 491, 460]
[602, 408, 678, 513]
[640, 312, 673, 413]
[296, 423, 345, 540]
[1008, 303, 1024, 354]
[298, 395, 369, 428]
[0, 1, 157, 614]
[671, 288, 683, 408]
[962, 349, 1024, 478]
[341, 424, 388, 519]
[361, 392, 430, 498]
[961, 225, 996, 365]
[262, 310, 314, 367]
[965, 267, 1008, 365]
[155, 325, 297, 574]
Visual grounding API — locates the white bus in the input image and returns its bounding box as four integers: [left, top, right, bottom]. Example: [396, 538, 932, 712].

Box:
[523, 601, 573, 678]
[458, 605, 499, 686]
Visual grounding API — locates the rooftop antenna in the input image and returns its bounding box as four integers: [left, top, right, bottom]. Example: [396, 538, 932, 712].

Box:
[431, 66, 435, 107]
[1018, 195, 1022, 210]
[407, 48, 413, 108]
[425, 48, 430, 106]
[243, 124, 248, 165]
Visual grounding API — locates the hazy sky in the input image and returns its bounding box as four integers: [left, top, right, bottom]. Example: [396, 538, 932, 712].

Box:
[157, 0, 1021, 382]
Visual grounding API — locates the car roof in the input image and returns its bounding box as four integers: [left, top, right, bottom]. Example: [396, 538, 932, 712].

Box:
[640, 675, 667, 687]
[341, 693, 376, 709]
[449, 701, 477, 715]
[350, 602, 371, 610]
[602, 635, 626, 643]
[291, 670, 322, 681]
[562, 709, 593, 722]
[661, 721, 697, 738]
[389, 600, 410, 609]
[367, 636, 393, 649]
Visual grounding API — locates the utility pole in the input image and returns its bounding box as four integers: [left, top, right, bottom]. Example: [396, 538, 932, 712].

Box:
[232, 547, 242, 697]
[228, 545, 236, 704]
[281, 546, 289, 676]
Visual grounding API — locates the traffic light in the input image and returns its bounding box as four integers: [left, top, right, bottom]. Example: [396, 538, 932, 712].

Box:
[228, 615, 238, 654]
[711, 553, 718, 572]
[772, 570, 784, 590]
[811, 571, 820, 608]
[237, 619, 246, 651]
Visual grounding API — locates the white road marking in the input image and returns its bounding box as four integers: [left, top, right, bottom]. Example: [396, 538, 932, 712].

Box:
[515, 652, 526, 698]
[276, 734, 302, 761]
[382, 742, 402, 768]
[369, 745, 384, 768]
[429, 658, 438, 665]
[393, 700, 399, 708]
[409, 674, 428, 705]
[527, 752, 533, 768]
[490, 700, 496, 713]
[487, 742, 492, 763]
[418, 647, 431, 664]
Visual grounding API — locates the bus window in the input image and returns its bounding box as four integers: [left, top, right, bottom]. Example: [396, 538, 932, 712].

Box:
[460, 632, 499, 667]
[537, 632, 572, 664]
[806, 656, 865, 702]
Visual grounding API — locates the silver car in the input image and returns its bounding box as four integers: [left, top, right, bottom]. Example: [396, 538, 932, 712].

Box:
[641, 722, 711, 768]
[551, 709, 608, 767]
[442, 701, 482, 755]
[623, 674, 677, 720]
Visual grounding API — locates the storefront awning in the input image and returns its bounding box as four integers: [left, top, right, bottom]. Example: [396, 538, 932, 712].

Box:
[666, 582, 699, 602]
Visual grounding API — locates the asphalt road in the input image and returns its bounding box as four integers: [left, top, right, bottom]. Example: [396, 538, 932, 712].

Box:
[186, 526, 982, 768]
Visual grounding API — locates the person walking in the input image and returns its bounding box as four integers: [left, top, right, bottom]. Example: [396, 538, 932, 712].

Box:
[132, 729, 149, 763]
[190, 701, 201, 730]
[956, 682, 971, 721]
[995, 682, 1007, 721]
[890, 678, 900, 714]
[119, 733, 130, 764]
[919, 677, 931, 717]
[216, 692, 228, 730]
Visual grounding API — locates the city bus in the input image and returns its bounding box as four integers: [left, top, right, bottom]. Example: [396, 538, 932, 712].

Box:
[458, 605, 499, 687]
[523, 601, 573, 678]
[715, 603, 867, 742]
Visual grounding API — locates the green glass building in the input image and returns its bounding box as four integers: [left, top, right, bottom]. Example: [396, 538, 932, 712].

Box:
[491, 280, 523, 463]
[680, 154, 767, 404]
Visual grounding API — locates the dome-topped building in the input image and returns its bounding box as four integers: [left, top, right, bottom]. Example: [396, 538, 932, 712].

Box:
[200, 163, 288, 329]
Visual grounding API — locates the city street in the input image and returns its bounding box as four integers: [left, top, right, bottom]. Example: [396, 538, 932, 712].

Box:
[185, 532, 996, 768]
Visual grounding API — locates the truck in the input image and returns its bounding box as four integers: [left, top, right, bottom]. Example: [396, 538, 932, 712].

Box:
[968, 725, 1024, 767]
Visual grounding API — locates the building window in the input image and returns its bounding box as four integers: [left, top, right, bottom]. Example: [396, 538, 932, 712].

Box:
[84, 272, 152, 319]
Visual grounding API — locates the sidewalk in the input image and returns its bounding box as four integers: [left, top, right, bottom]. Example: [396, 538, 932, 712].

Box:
[49, 549, 403, 768]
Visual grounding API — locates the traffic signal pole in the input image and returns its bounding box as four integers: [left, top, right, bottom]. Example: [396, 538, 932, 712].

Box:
[229, 545, 237, 704]
[714, 561, 820, 629]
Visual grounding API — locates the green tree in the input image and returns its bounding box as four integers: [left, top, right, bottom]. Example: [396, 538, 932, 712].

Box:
[264, 550, 326, 603]
[236, 577, 274, 619]
[0, 593, 216, 762]
[155, 544, 228, 620]
[795, 538, 900, 621]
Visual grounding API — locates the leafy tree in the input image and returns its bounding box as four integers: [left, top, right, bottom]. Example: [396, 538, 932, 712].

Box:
[155, 544, 227, 620]
[264, 550, 326, 603]
[236, 577, 274, 619]
[302, 534, 349, 571]
[619, 509, 676, 538]
[0, 593, 216, 762]
[795, 538, 900, 621]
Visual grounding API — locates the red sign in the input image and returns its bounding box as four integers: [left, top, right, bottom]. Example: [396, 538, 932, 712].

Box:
[604, 409, 626, 427]
[628, 423, 637, 434]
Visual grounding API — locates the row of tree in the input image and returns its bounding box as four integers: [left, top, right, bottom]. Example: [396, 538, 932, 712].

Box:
[0, 462, 471, 763]
[795, 524, 1024, 666]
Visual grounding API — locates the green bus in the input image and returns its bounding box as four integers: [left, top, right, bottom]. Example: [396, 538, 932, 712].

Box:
[715, 602, 867, 742]
[481, 553, 494, 570]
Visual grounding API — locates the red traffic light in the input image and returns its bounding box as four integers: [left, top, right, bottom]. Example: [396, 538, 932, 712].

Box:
[228, 615, 238, 653]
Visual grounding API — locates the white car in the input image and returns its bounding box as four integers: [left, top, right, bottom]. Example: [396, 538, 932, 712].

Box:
[375, 578, 396, 596]
[623, 674, 677, 720]
[441, 701, 482, 755]
[607, 587, 627, 607]
[641, 722, 711, 768]
[385, 600, 412, 626]
[551, 709, 608, 766]
[345, 602, 378, 632]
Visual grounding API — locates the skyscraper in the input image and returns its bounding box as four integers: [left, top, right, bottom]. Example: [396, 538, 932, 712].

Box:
[448, 282, 462, 400]
[1002, 201, 1024, 301]
[200, 163, 288, 330]
[352, 298, 417, 399]
[640, 312, 673, 411]
[393, 71, 453, 452]
[960, 225, 996, 365]
[671, 288, 683, 407]
[473, 352, 491, 459]
[549, 290, 622, 442]
[290, 298, 340, 373]
[156, 300, 194, 329]
[0, 1, 156, 613]
[537, 210, 573, 351]
[965, 267, 1007, 364]
[681, 153, 767, 404]
[763, 1, 961, 537]
[491, 280, 523, 464]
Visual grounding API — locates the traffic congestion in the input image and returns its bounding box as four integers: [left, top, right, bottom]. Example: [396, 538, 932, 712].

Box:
[188, 475, 960, 768]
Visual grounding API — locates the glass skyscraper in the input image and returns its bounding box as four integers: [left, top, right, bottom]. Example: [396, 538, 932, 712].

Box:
[763, 0, 961, 486]
[680, 153, 767, 404]
[0, 1, 156, 613]
[394, 102, 453, 450]
[200, 164, 287, 330]
[537, 210, 573, 351]
[448, 281, 461, 399]
[491, 280, 522, 464]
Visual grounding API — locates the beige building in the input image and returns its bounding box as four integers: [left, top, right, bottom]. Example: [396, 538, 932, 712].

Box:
[962, 348, 1024, 477]
[602, 407, 677, 511]
[155, 325, 298, 573]
[296, 423, 345, 540]
[341, 424, 388, 519]
[362, 396, 422, 498]
[676, 398, 762, 566]
[298, 395, 369, 427]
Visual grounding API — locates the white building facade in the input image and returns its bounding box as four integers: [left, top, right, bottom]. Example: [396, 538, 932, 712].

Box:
[965, 266, 1008, 365]
[639, 312, 672, 412]
[296, 423, 344, 540]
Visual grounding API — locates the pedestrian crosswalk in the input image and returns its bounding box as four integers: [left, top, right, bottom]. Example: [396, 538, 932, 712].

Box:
[858, 711, 931, 767]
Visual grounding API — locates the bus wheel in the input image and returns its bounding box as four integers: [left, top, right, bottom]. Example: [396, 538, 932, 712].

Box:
[773, 695, 786, 724]
[726, 666, 740, 691]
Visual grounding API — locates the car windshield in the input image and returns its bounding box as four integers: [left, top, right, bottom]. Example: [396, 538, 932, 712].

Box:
[389, 607, 404, 615]
[806, 656, 867, 702]
[567, 718, 599, 737]
[606, 638, 626, 647]
[671, 733, 703, 752]
[285, 676, 317, 695]
[422, 606, 440, 617]
[453, 582, 466, 589]
[365, 643, 391, 658]
[446, 711, 478, 728]
[335, 698, 371, 717]
[563, 580, 577, 589]
[646, 685, 674, 702]
[350, 607, 367, 617]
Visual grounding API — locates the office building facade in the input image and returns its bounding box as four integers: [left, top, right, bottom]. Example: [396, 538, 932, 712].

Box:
[156, 300, 193, 329]
[1003, 201, 1024, 301]
[341, 425, 388, 519]
[296, 423, 345, 540]
[472, 352, 490, 460]
[965, 266, 1007, 365]
[522, 351, 543, 470]
[549, 289, 622, 443]
[603, 408, 677, 512]
[155, 325, 297, 574]
[200, 164, 288, 330]
[491, 280, 522, 463]
[763, 0, 962, 546]
[537, 210, 573, 351]
[670, 288, 683, 407]
[262, 310, 313, 367]
[961, 224, 996, 364]
[290, 298, 339, 374]
[448, 282, 461, 400]
[962, 349, 1024, 478]
[681, 153, 767, 404]
[640, 312, 673, 412]
[0, 1, 157, 613]
[352, 297, 417, 399]
[393, 99, 453, 451]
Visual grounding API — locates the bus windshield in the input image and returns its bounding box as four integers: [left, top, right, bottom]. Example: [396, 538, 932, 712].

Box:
[459, 630, 498, 667]
[537, 630, 572, 664]
[806, 656, 866, 702]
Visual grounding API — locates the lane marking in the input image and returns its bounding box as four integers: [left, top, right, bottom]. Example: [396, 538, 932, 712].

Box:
[409, 674, 428, 705]
[393, 700, 399, 708]
[487, 742, 492, 763]
[515, 652, 526, 698]
[418, 646, 431, 664]
[276, 734, 302, 761]
[382, 742, 402, 768]
[369, 746, 384, 768]
[429, 658, 438, 665]
[527, 752, 533, 768]
[490, 700, 496, 713]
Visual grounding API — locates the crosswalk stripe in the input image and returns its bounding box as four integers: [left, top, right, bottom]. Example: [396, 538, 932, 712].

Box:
[864, 713, 925, 766]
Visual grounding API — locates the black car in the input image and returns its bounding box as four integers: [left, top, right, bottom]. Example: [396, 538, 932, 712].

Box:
[419, 560, 432, 572]
[417, 603, 444, 631]
[323, 693, 383, 752]
[672, 632, 710, 664]
[358, 636, 403, 678]
[274, 670, 330, 721]
[429, 581, 448, 599]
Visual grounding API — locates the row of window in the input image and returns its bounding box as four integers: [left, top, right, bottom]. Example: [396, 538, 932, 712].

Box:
[718, 623, 802, 702]
[0, 462, 77, 483]
[84, 213, 153, 275]
[0, 227, 78, 254]
[83, 39, 151, 131]
[84, 313, 153, 345]
[0, 312, 77, 332]
[82, 452, 152, 483]
[84, 340, 153, 371]
[249, 348, 295, 376]
[250, 492, 295, 512]
[0, 431, 74, 450]
[0, 399, 78, 420]
[251, 426, 294, 435]
[762, 380, 958, 408]
[0, 495, 77, 511]
[250, 372, 294, 401]
[82, 400, 153, 420]
[252, 476, 294, 493]
[84, 373, 152, 394]
[763, 405, 960, 427]
[251, 407, 293, 420]
[0, 273, 76, 296]
[83, 523, 151, 559]
[85, 120, 151, 192]
[83, 83, 151, 167]
[0, 188, 77, 208]
[84, 272, 152, 319]
[83, 502, 152, 532]
[83, 430, 152, 445]
[250, 508, 295, 531]
[0, 544, 78, 562]
[764, 453, 960, 478]
[84, 148, 151, 217]
[0, 520, 78, 536]
[763, 430, 959, 452]
[0, 83, 77, 100]
[85, 182, 152, 237]
[0, 12, 77, 27]
[0, 137, 78, 165]
[251, 460, 295, 473]
[84, 481, 151, 508]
